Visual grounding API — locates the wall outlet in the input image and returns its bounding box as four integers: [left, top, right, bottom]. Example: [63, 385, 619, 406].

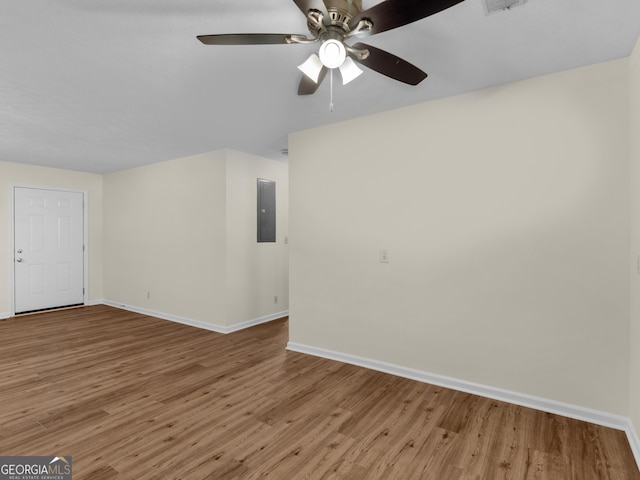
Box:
[147, 291, 151, 299]
[379, 249, 390, 263]
[274, 295, 278, 304]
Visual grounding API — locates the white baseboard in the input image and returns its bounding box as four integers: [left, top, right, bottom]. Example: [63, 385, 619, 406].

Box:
[222, 310, 290, 334]
[627, 421, 640, 472]
[102, 300, 288, 334]
[287, 341, 640, 468]
[0, 312, 10, 320]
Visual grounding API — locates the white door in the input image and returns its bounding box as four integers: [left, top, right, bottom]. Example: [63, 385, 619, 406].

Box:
[14, 187, 85, 314]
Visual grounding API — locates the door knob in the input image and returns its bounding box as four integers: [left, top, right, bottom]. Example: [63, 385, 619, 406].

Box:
[16, 258, 24, 263]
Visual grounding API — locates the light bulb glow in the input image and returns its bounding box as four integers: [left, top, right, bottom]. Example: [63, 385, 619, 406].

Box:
[319, 39, 346, 69]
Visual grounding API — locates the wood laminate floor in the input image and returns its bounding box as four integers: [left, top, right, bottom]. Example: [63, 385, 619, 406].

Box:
[0, 305, 638, 479]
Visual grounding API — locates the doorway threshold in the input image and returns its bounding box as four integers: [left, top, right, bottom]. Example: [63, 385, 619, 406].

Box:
[15, 303, 85, 317]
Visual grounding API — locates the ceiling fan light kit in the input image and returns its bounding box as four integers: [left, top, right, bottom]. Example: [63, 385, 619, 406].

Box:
[197, 0, 467, 95]
[298, 43, 363, 86]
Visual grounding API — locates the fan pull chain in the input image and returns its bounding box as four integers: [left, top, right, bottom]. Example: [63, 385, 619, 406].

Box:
[329, 69, 334, 112]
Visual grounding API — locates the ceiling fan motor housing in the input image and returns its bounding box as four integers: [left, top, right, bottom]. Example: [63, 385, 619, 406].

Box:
[308, 0, 363, 34]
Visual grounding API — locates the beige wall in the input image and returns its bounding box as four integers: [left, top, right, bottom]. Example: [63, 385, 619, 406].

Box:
[103, 149, 289, 327]
[103, 151, 228, 324]
[630, 35, 640, 436]
[0, 161, 104, 316]
[226, 150, 289, 325]
[289, 59, 630, 415]
[2, 149, 287, 328]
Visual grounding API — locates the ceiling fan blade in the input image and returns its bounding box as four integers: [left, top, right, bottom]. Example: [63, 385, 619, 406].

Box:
[348, 0, 465, 36]
[292, 0, 329, 21]
[352, 42, 427, 85]
[298, 67, 328, 95]
[197, 33, 297, 45]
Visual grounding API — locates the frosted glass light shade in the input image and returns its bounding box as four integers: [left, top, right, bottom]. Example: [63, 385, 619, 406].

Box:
[297, 54, 324, 83]
[339, 57, 363, 85]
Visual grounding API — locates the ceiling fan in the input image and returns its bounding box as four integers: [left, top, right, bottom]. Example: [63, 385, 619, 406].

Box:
[197, 0, 465, 95]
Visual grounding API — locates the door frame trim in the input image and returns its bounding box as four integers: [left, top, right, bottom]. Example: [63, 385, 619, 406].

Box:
[10, 184, 89, 316]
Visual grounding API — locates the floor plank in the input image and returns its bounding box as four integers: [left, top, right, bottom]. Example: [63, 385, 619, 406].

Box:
[0, 305, 637, 480]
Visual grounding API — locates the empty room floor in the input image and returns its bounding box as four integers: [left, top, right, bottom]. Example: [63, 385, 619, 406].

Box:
[0, 305, 638, 479]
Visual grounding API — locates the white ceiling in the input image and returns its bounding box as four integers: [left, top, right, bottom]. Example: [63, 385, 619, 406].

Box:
[2, 0, 639, 174]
